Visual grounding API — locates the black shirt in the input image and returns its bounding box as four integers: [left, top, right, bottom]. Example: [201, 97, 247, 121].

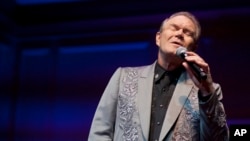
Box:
[149, 63, 183, 141]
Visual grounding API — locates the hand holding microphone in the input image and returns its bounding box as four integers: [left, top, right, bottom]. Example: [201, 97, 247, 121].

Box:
[176, 46, 215, 95]
[176, 46, 207, 80]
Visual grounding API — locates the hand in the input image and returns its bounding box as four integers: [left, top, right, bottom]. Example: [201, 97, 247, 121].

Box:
[181, 51, 215, 96]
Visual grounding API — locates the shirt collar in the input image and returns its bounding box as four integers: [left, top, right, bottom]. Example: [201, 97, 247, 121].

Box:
[154, 62, 184, 83]
[154, 62, 167, 83]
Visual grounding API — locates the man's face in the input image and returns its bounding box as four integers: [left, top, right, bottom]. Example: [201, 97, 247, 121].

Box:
[156, 15, 196, 56]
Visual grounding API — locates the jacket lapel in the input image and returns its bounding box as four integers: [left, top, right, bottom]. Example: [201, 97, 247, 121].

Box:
[159, 72, 194, 141]
[138, 62, 156, 140]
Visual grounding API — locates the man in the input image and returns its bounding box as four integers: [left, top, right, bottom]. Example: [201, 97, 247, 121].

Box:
[88, 11, 229, 141]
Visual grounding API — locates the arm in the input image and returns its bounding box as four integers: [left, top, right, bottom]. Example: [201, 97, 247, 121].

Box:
[199, 83, 229, 141]
[88, 67, 121, 141]
[182, 51, 229, 140]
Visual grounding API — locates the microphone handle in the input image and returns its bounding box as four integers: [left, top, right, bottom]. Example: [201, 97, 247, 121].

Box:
[187, 61, 207, 80]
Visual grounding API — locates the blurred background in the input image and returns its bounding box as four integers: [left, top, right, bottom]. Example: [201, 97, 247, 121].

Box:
[1, 0, 250, 140]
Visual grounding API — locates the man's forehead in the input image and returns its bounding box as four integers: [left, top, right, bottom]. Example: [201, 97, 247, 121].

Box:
[164, 15, 196, 29]
[167, 15, 194, 24]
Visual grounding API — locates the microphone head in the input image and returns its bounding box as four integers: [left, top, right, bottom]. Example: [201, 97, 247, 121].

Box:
[176, 46, 187, 59]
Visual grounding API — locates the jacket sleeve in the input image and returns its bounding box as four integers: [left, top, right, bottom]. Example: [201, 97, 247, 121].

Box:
[199, 83, 230, 141]
[88, 67, 122, 141]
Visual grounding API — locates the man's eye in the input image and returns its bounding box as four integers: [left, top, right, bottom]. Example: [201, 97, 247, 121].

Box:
[185, 32, 192, 36]
[184, 30, 194, 37]
[170, 25, 179, 31]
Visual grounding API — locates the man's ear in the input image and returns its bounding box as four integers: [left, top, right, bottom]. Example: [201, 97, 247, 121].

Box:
[155, 32, 161, 47]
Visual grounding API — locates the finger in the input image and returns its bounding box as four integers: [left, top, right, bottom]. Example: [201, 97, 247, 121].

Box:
[185, 52, 204, 62]
[183, 54, 209, 73]
[185, 56, 208, 67]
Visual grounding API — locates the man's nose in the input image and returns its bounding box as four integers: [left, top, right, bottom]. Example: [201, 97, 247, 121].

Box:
[175, 29, 184, 38]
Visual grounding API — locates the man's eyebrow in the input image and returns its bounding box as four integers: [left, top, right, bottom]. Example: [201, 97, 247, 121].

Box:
[168, 23, 195, 33]
[169, 23, 178, 27]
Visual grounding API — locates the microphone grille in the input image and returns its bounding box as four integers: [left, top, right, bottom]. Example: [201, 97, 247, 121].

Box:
[176, 46, 187, 57]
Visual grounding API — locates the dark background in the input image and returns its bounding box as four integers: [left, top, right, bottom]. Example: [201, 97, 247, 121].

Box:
[1, 0, 250, 140]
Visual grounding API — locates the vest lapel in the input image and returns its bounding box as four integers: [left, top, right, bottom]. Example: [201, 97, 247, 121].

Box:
[138, 62, 155, 140]
[159, 72, 194, 141]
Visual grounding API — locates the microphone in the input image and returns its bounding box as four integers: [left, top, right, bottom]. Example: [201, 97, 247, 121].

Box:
[176, 46, 207, 80]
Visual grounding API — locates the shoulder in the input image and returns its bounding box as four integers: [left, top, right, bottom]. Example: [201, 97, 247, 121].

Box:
[110, 62, 156, 80]
[118, 63, 155, 75]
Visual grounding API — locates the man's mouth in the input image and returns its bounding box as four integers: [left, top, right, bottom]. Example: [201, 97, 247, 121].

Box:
[171, 41, 183, 47]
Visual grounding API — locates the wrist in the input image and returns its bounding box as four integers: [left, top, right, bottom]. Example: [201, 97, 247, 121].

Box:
[200, 73, 214, 96]
[198, 90, 212, 102]
[200, 85, 214, 97]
